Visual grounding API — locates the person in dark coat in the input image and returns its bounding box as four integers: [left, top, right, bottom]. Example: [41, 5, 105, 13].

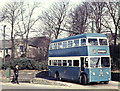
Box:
[13, 64, 19, 84]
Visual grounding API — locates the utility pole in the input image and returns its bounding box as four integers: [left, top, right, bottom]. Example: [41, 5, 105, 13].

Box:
[3, 25, 6, 64]
[91, 21, 94, 33]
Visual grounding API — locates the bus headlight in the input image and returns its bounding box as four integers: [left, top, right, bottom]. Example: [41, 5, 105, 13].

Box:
[93, 72, 96, 75]
[106, 72, 109, 75]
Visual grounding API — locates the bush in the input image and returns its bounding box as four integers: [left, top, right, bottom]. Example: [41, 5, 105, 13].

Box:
[109, 44, 119, 71]
[2, 58, 48, 70]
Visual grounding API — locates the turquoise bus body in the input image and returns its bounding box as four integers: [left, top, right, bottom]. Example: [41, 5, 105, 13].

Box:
[48, 33, 111, 84]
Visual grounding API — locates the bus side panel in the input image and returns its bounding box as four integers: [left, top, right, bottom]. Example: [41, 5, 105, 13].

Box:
[84, 69, 90, 81]
[64, 67, 80, 81]
[90, 68, 111, 82]
[48, 66, 68, 78]
[49, 46, 88, 57]
[48, 66, 81, 81]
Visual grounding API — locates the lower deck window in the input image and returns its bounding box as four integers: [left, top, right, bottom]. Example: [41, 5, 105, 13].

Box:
[85, 58, 88, 67]
[58, 60, 61, 66]
[49, 60, 51, 65]
[101, 57, 110, 67]
[68, 60, 72, 66]
[73, 60, 79, 66]
[53, 60, 57, 66]
[90, 57, 100, 68]
[63, 60, 67, 66]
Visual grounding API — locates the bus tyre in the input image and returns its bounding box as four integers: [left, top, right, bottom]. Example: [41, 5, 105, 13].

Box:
[104, 81, 109, 84]
[80, 74, 88, 85]
[54, 72, 60, 81]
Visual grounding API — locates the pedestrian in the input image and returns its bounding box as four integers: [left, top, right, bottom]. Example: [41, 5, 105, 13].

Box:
[13, 64, 19, 84]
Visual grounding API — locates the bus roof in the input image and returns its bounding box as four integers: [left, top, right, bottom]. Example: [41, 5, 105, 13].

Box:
[51, 33, 107, 43]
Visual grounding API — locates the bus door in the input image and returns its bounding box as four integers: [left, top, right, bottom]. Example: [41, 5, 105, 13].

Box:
[81, 57, 84, 71]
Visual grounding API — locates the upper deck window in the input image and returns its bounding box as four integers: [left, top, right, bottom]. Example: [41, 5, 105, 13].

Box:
[74, 39, 79, 47]
[54, 43, 57, 49]
[68, 41, 73, 47]
[81, 39, 86, 46]
[63, 42, 67, 48]
[88, 39, 98, 45]
[99, 39, 108, 45]
[49, 44, 53, 50]
[58, 42, 62, 49]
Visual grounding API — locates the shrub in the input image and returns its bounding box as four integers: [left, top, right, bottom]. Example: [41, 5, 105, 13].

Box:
[2, 58, 48, 70]
[109, 44, 119, 71]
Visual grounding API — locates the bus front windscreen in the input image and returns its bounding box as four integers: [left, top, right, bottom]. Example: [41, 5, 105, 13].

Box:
[99, 39, 108, 45]
[90, 57, 100, 68]
[88, 39, 98, 45]
[101, 57, 110, 67]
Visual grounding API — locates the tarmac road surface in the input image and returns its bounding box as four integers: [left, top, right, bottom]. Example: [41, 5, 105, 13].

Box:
[1, 81, 119, 90]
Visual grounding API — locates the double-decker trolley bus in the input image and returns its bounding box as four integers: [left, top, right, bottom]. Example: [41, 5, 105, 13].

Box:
[48, 33, 111, 84]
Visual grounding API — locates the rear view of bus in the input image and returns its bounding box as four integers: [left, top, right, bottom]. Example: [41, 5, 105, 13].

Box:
[48, 33, 111, 84]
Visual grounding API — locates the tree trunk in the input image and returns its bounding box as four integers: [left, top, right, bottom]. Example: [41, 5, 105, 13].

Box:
[11, 23, 15, 61]
[25, 36, 28, 57]
[11, 38, 15, 60]
[114, 25, 118, 45]
[25, 31, 29, 57]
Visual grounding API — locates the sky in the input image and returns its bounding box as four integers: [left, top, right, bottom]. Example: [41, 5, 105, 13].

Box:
[0, 0, 84, 40]
[0, 0, 119, 40]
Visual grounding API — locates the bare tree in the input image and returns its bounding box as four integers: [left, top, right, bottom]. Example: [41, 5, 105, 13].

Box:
[86, 2, 106, 33]
[19, 2, 41, 57]
[104, 2, 119, 45]
[40, 1, 69, 39]
[68, 2, 89, 36]
[1, 1, 23, 60]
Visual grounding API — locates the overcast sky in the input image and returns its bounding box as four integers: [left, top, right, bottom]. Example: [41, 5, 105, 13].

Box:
[0, 0, 118, 40]
[0, 0, 84, 40]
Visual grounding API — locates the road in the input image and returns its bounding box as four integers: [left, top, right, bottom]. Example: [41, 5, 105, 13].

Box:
[1, 81, 119, 90]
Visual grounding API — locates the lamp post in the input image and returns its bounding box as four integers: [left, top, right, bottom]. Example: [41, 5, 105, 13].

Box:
[91, 21, 94, 33]
[3, 25, 6, 64]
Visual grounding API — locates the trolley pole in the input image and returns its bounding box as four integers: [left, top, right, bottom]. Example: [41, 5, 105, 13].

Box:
[3, 25, 6, 64]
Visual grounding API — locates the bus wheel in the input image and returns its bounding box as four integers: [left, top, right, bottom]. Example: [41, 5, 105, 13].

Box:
[80, 74, 88, 85]
[54, 72, 60, 81]
[104, 81, 109, 84]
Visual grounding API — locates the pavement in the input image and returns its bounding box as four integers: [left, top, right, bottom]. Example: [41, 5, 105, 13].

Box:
[0, 70, 119, 90]
[1, 80, 119, 89]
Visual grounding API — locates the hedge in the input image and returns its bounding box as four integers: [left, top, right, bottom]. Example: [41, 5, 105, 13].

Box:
[2, 58, 48, 70]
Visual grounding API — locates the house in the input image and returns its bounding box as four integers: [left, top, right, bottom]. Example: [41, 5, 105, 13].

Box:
[0, 36, 50, 61]
[27, 36, 50, 61]
[0, 40, 11, 61]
